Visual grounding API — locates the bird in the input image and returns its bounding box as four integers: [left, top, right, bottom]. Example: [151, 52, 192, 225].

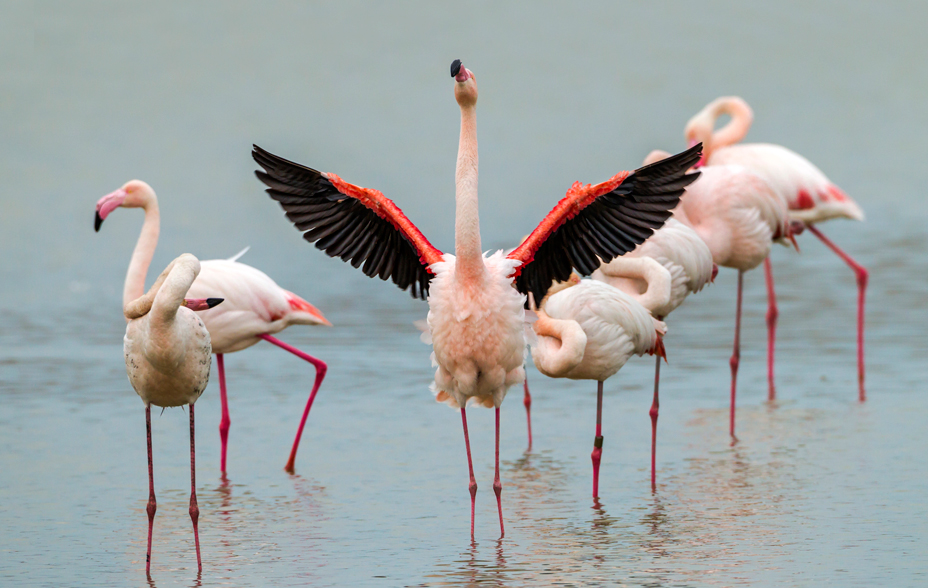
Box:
[252, 59, 702, 537]
[593, 217, 716, 488]
[95, 181, 331, 474]
[122, 252, 223, 575]
[530, 272, 668, 498]
[685, 96, 868, 401]
[646, 153, 793, 437]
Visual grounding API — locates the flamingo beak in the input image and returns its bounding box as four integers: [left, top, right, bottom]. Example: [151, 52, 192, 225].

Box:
[183, 298, 224, 311]
[94, 188, 128, 232]
[711, 263, 719, 282]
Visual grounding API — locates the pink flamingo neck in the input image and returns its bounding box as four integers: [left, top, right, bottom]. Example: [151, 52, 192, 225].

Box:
[124, 194, 160, 312]
[454, 104, 484, 279]
[711, 97, 753, 150]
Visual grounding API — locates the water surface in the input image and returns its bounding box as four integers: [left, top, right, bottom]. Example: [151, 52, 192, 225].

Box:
[2, 2, 927, 586]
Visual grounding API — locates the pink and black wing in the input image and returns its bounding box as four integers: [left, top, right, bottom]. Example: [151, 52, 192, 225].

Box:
[509, 143, 702, 306]
[253, 145, 444, 299]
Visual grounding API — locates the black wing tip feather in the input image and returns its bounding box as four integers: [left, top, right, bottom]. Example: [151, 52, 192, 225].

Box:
[633, 143, 702, 176]
[251, 144, 431, 301]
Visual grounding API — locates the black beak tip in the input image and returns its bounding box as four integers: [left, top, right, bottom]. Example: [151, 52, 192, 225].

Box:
[450, 59, 462, 78]
[94, 212, 103, 232]
[206, 298, 224, 308]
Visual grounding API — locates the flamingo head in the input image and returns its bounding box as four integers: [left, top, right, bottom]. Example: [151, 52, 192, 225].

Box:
[451, 59, 477, 108]
[94, 180, 155, 231]
[183, 298, 224, 311]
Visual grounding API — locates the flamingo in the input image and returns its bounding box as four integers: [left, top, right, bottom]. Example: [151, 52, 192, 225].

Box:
[122, 253, 223, 575]
[645, 154, 793, 437]
[685, 96, 868, 400]
[95, 182, 331, 474]
[592, 217, 716, 488]
[252, 59, 702, 536]
[530, 272, 668, 498]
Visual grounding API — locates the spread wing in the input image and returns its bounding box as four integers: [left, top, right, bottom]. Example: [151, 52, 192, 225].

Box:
[508, 144, 702, 306]
[253, 145, 444, 299]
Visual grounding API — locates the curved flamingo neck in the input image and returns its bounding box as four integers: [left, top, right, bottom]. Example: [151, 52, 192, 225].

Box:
[533, 310, 586, 377]
[454, 104, 483, 279]
[124, 194, 160, 312]
[711, 97, 753, 150]
[601, 257, 671, 314]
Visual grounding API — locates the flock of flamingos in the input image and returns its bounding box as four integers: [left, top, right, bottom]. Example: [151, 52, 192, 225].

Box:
[93, 60, 867, 574]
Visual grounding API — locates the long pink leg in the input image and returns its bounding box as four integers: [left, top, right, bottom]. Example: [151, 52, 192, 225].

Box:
[189, 404, 202, 572]
[649, 354, 660, 492]
[806, 225, 868, 401]
[217, 354, 231, 473]
[730, 270, 744, 438]
[257, 334, 328, 473]
[764, 258, 778, 401]
[523, 376, 532, 452]
[493, 407, 505, 538]
[460, 408, 478, 539]
[591, 381, 604, 498]
[145, 406, 156, 576]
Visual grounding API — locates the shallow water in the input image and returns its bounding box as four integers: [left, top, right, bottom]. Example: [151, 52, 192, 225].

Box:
[2, 2, 928, 586]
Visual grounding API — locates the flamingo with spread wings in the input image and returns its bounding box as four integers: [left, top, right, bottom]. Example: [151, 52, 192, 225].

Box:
[253, 59, 701, 537]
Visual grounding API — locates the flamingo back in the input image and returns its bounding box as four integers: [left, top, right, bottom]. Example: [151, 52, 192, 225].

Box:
[535, 280, 663, 382]
[675, 165, 788, 271]
[186, 260, 300, 353]
[710, 143, 864, 223]
[593, 219, 713, 317]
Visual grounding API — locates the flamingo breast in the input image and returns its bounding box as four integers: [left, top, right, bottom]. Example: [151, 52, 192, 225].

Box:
[427, 251, 526, 409]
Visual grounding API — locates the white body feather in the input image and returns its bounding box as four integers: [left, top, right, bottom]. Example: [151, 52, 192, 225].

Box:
[532, 280, 664, 382]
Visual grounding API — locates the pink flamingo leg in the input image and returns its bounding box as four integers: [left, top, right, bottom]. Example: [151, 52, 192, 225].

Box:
[145, 406, 156, 576]
[591, 381, 604, 498]
[460, 408, 478, 539]
[523, 376, 532, 452]
[189, 404, 202, 572]
[649, 354, 660, 492]
[806, 225, 868, 401]
[730, 270, 744, 438]
[216, 354, 231, 473]
[764, 258, 778, 401]
[493, 407, 505, 538]
[257, 334, 328, 473]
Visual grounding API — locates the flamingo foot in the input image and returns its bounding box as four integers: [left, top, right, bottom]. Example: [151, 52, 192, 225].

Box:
[650, 354, 660, 492]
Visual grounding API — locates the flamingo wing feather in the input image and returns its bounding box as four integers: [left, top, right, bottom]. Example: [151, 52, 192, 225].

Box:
[509, 144, 702, 307]
[253, 145, 443, 299]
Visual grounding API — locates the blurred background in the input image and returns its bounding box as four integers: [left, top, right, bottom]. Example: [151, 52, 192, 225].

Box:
[2, 1, 927, 586]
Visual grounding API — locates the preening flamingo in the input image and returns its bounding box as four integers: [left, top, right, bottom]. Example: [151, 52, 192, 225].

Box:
[531, 273, 668, 498]
[122, 253, 223, 575]
[252, 59, 702, 536]
[647, 156, 793, 437]
[95, 182, 331, 474]
[593, 217, 715, 488]
[685, 96, 868, 400]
